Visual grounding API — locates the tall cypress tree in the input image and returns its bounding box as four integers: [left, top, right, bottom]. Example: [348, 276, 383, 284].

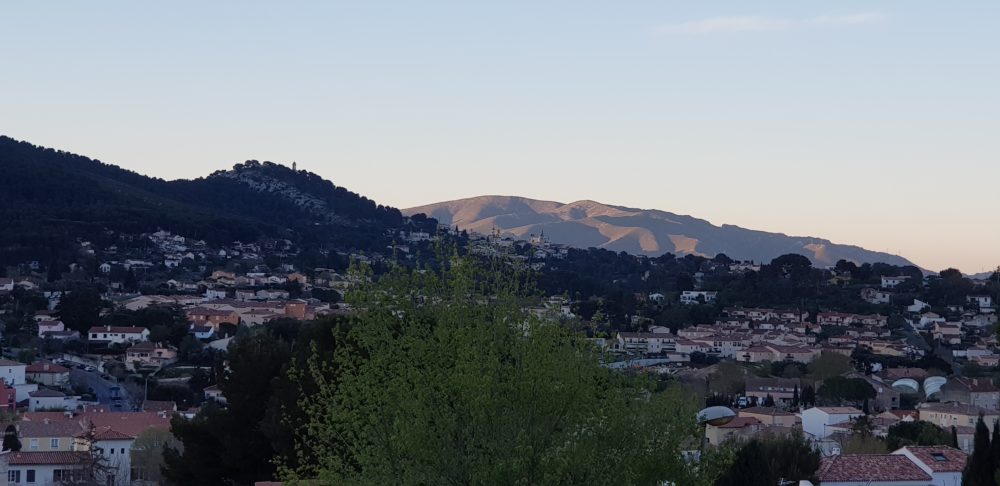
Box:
[963, 416, 995, 486]
[991, 420, 1000, 475]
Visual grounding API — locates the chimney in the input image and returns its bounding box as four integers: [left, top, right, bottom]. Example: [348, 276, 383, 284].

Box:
[43, 418, 50, 424]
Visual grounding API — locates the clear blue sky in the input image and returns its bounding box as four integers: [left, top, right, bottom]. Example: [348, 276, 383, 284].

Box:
[2, 1, 997, 273]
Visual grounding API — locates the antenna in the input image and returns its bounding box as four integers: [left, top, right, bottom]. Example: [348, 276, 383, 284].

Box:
[292, 161, 297, 171]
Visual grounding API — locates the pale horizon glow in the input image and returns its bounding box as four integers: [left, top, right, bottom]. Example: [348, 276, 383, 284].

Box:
[1, 1, 997, 273]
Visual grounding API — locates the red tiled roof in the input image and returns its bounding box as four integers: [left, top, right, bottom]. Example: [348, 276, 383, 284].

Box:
[715, 416, 762, 429]
[85, 426, 135, 441]
[6, 451, 91, 465]
[740, 407, 794, 417]
[899, 446, 968, 472]
[955, 377, 999, 393]
[818, 455, 932, 482]
[141, 400, 177, 413]
[17, 420, 85, 438]
[22, 411, 171, 438]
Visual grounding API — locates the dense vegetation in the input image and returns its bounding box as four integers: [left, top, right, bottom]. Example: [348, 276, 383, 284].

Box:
[163, 258, 732, 485]
[0, 136, 420, 266]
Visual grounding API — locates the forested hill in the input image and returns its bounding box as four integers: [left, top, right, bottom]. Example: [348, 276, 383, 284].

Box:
[0, 136, 417, 265]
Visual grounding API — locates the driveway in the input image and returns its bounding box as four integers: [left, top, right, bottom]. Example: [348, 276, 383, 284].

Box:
[69, 369, 135, 411]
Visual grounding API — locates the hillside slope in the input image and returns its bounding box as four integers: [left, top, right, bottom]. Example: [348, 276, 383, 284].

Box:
[405, 196, 915, 267]
[0, 136, 408, 265]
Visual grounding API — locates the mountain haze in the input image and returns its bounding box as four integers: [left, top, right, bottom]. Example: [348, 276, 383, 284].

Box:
[405, 196, 915, 267]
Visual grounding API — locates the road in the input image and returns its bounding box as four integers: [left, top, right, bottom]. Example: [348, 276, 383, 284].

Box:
[69, 369, 136, 411]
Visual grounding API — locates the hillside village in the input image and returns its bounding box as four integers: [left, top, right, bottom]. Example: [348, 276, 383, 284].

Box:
[0, 222, 998, 485]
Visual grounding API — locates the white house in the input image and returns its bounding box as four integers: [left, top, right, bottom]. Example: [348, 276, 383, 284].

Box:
[89, 427, 136, 486]
[616, 333, 676, 354]
[892, 446, 966, 486]
[0, 359, 39, 401]
[86, 326, 150, 345]
[1, 451, 91, 486]
[862, 288, 893, 305]
[36, 320, 65, 338]
[919, 312, 947, 328]
[968, 295, 994, 312]
[881, 275, 911, 289]
[907, 299, 930, 313]
[28, 389, 78, 412]
[188, 324, 215, 340]
[680, 291, 718, 305]
[0, 278, 13, 292]
[801, 406, 863, 439]
[204, 385, 226, 405]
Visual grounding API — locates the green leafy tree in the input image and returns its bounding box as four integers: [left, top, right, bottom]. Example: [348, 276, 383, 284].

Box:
[282, 258, 727, 485]
[56, 286, 105, 332]
[163, 329, 292, 485]
[717, 434, 820, 486]
[806, 352, 853, 380]
[817, 376, 876, 407]
[886, 421, 952, 450]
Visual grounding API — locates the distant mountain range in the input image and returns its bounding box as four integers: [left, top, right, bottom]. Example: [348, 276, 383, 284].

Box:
[405, 196, 916, 268]
[0, 136, 419, 265]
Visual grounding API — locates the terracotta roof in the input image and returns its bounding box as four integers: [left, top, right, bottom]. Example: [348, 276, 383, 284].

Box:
[26, 362, 71, 374]
[740, 407, 794, 417]
[817, 455, 932, 482]
[920, 402, 999, 417]
[0, 359, 25, 367]
[899, 446, 968, 472]
[84, 425, 135, 441]
[6, 451, 91, 465]
[141, 400, 178, 413]
[17, 420, 85, 438]
[30, 389, 66, 398]
[22, 411, 171, 438]
[955, 377, 999, 393]
[715, 416, 762, 429]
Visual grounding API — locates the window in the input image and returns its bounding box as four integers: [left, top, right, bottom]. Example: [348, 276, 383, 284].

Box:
[8, 470, 20, 482]
[121, 448, 126, 454]
[51, 438, 59, 449]
[931, 453, 949, 462]
[26, 469, 35, 483]
[30, 438, 38, 450]
[110, 447, 115, 454]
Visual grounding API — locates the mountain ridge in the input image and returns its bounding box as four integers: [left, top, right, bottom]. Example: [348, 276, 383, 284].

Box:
[0, 136, 420, 266]
[405, 195, 916, 268]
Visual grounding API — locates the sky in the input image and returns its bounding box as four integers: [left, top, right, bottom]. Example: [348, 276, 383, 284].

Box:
[1, 1, 998, 273]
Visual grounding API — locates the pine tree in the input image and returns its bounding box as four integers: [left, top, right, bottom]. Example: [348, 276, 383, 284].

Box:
[963, 416, 995, 486]
[953, 426, 960, 449]
[792, 384, 800, 408]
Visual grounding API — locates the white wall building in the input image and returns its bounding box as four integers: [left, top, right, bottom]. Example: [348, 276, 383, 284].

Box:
[801, 406, 863, 439]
